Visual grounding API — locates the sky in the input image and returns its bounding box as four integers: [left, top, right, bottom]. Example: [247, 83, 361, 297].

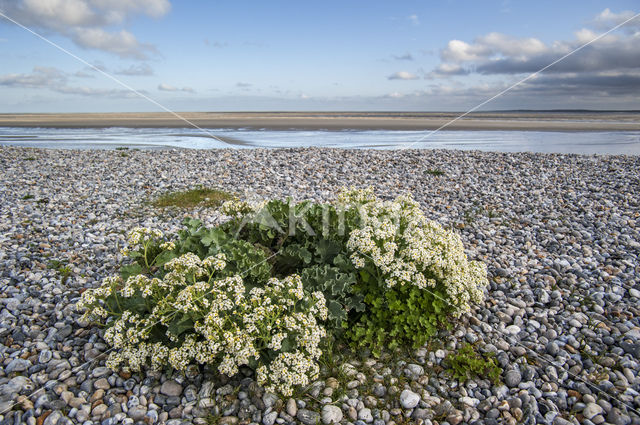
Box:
[0, 0, 639, 112]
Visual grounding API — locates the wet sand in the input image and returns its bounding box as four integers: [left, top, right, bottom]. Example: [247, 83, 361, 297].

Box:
[1, 112, 639, 131]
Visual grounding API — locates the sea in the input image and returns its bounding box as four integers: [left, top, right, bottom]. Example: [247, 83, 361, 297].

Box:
[1, 127, 639, 155]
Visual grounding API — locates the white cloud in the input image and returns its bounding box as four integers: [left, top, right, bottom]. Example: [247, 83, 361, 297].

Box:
[89, 0, 170, 21]
[0, 66, 66, 88]
[422, 8, 640, 108]
[574, 28, 619, 45]
[0, 66, 144, 97]
[440, 33, 546, 63]
[72, 28, 155, 59]
[592, 8, 639, 30]
[428, 63, 467, 78]
[408, 14, 419, 26]
[432, 9, 640, 77]
[476, 32, 547, 57]
[0, 0, 170, 58]
[388, 71, 419, 80]
[158, 83, 194, 93]
[56, 85, 143, 97]
[441, 39, 485, 62]
[114, 63, 153, 76]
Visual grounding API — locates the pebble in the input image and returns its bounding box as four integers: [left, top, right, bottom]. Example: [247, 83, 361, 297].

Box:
[404, 364, 424, 380]
[358, 408, 373, 423]
[297, 409, 321, 425]
[504, 370, 522, 388]
[160, 381, 183, 397]
[583, 403, 603, 420]
[286, 398, 297, 417]
[321, 405, 343, 424]
[505, 325, 521, 335]
[400, 390, 420, 409]
[262, 411, 277, 425]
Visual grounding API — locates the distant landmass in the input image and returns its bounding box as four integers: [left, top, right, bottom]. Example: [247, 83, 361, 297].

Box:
[0, 111, 639, 131]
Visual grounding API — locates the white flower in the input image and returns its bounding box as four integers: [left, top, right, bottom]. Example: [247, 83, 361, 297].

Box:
[340, 188, 488, 315]
[160, 241, 176, 250]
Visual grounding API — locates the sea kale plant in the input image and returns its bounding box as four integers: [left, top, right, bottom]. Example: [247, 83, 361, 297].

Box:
[77, 188, 488, 395]
[78, 228, 328, 397]
[339, 188, 488, 353]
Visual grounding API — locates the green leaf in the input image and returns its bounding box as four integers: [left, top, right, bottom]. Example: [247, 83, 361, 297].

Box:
[182, 217, 203, 230]
[327, 300, 346, 321]
[333, 254, 351, 272]
[201, 228, 228, 247]
[280, 336, 295, 353]
[167, 315, 194, 337]
[359, 270, 370, 283]
[315, 238, 341, 263]
[154, 250, 177, 267]
[120, 264, 142, 281]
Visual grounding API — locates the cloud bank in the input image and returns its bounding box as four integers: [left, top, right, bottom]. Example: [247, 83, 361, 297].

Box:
[0, 0, 170, 58]
[158, 83, 194, 93]
[388, 71, 419, 80]
[422, 8, 640, 108]
[0, 66, 143, 97]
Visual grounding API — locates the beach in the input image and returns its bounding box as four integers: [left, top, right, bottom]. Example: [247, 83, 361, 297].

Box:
[0, 146, 639, 425]
[1, 111, 640, 131]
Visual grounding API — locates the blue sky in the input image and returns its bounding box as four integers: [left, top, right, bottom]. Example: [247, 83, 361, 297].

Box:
[0, 0, 639, 112]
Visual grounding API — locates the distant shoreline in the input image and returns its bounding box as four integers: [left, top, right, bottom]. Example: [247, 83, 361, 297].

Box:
[1, 112, 640, 131]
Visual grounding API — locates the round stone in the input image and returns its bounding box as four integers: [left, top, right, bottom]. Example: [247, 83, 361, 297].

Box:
[583, 403, 603, 419]
[321, 405, 343, 424]
[505, 370, 522, 388]
[400, 390, 420, 409]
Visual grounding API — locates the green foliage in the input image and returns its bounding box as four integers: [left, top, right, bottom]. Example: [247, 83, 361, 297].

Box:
[152, 187, 232, 209]
[173, 218, 271, 285]
[445, 343, 502, 384]
[222, 198, 363, 333]
[347, 281, 448, 356]
[77, 188, 489, 396]
[300, 264, 364, 332]
[48, 259, 72, 284]
[425, 169, 445, 176]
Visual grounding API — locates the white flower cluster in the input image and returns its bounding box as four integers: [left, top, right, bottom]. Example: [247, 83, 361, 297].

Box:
[119, 227, 176, 260]
[202, 253, 227, 271]
[340, 188, 487, 316]
[221, 199, 259, 218]
[165, 252, 206, 277]
[159, 241, 176, 251]
[76, 252, 327, 397]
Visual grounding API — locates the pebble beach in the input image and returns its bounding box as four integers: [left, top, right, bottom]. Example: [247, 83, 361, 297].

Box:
[1, 146, 639, 425]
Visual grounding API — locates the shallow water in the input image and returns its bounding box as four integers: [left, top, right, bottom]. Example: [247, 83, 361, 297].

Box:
[1, 127, 639, 155]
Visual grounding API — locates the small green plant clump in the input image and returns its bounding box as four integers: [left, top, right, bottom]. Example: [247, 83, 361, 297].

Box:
[445, 343, 502, 384]
[152, 187, 233, 209]
[425, 169, 445, 176]
[48, 259, 72, 284]
[77, 188, 488, 396]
